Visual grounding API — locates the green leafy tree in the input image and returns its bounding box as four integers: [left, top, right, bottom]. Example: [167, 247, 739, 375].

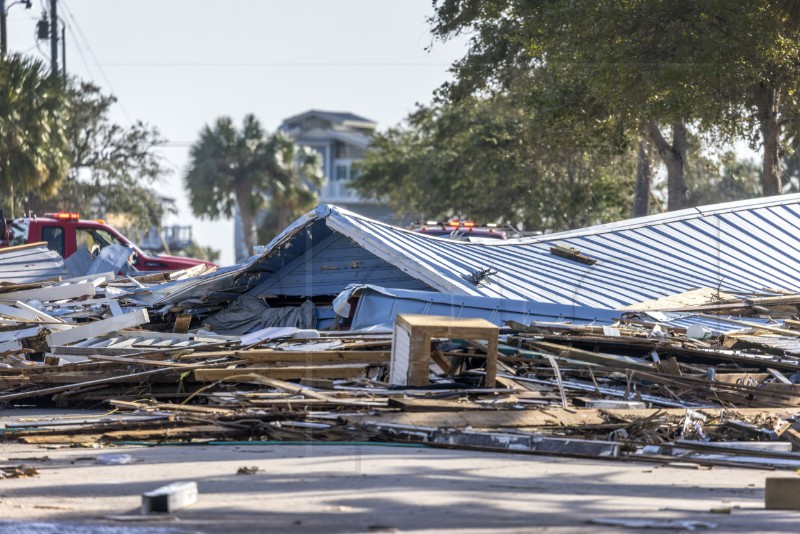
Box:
[185, 115, 322, 256]
[430, 0, 800, 208]
[0, 54, 70, 218]
[27, 82, 170, 233]
[352, 95, 635, 232]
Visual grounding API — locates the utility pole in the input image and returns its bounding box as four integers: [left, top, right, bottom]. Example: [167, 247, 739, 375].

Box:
[49, 0, 57, 75]
[0, 0, 7, 59]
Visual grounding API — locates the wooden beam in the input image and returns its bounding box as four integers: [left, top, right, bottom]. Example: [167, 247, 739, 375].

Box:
[0, 367, 174, 401]
[173, 313, 192, 334]
[358, 407, 800, 429]
[0, 281, 96, 302]
[237, 350, 390, 364]
[46, 309, 150, 347]
[387, 397, 519, 411]
[84, 354, 204, 368]
[0, 241, 50, 254]
[525, 340, 654, 371]
[194, 364, 370, 381]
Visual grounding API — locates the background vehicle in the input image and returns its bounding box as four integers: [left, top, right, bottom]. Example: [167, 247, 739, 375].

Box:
[0, 211, 215, 271]
[411, 221, 521, 241]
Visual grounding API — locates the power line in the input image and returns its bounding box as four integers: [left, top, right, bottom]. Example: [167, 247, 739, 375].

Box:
[60, 0, 133, 124]
[60, 12, 95, 80]
[94, 61, 455, 68]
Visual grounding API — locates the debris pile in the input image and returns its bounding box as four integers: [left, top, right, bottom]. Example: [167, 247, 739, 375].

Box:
[3, 195, 800, 471]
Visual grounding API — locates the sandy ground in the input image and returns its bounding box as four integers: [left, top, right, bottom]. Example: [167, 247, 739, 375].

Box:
[1, 409, 800, 533]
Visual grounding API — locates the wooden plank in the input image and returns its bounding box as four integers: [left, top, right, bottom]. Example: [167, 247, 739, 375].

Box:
[85, 354, 201, 368]
[173, 313, 192, 334]
[0, 367, 174, 401]
[430, 351, 451, 374]
[46, 309, 150, 347]
[237, 350, 390, 364]
[169, 263, 215, 280]
[396, 314, 499, 334]
[110, 399, 236, 415]
[0, 281, 49, 295]
[244, 398, 384, 409]
[0, 281, 96, 302]
[231, 375, 333, 400]
[15, 425, 237, 444]
[546, 355, 569, 408]
[0, 242, 52, 257]
[549, 245, 597, 265]
[358, 407, 800, 429]
[194, 364, 370, 381]
[525, 341, 654, 371]
[14, 300, 65, 324]
[50, 346, 153, 356]
[387, 397, 518, 412]
[768, 368, 793, 384]
[696, 313, 800, 337]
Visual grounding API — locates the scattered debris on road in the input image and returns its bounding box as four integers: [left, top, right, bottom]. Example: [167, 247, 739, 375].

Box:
[3, 196, 800, 472]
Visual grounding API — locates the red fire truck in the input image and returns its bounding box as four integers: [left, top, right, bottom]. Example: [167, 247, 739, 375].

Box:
[0, 211, 215, 271]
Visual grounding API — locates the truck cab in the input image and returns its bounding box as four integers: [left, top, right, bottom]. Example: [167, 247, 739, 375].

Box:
[1, 212, 215, 272]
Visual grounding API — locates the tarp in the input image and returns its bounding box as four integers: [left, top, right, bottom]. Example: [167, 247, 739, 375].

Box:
[203, 296, 316, 335]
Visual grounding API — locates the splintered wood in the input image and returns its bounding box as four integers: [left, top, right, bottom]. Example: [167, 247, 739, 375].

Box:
[2, 276, 800, 469]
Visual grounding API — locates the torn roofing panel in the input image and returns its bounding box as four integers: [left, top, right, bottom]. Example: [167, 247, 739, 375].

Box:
[346, 285, 621, 331]
[0, 244, 71, 284]
[343, 285, 775, 334]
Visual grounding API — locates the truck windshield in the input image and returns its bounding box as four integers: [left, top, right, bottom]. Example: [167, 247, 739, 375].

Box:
[76, 227, 133, 253]
[9, 220, 29, 247]
[76, 225, 147, 258]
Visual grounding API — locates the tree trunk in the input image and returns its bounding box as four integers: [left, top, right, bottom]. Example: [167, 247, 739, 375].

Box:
[756, 83, 782, 196]
[645, 120, 689, 211]
[235, 184, 256, 258]
[632, 140, 651, 218]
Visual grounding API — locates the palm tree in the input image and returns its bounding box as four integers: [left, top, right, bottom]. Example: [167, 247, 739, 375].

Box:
[259, 132, 323, 241]
[0, 54, 70, 218]
[184, 114, 322, 257]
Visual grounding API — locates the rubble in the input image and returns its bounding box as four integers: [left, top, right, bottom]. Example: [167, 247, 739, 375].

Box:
[2, 196, 800, 473]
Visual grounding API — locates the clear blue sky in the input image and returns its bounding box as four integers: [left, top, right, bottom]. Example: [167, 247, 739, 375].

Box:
[6, 0, 468, 265]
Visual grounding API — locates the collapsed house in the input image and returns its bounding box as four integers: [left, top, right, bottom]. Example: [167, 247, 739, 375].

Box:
[155, 193, 800, 331]
[3, 195, 800, 470]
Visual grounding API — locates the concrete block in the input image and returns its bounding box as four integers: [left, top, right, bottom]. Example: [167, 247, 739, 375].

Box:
[142, 481, 198, 514]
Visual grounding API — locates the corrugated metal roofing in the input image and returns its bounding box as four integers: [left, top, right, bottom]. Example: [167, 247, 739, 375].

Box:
[0, 244, 71, 283]
[346, 285, 621, 331]
[727, 334, 800, 357]
[246, 194, 800, 307]
[342, 285, 778, 334]
[249, 231, 431, 297]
